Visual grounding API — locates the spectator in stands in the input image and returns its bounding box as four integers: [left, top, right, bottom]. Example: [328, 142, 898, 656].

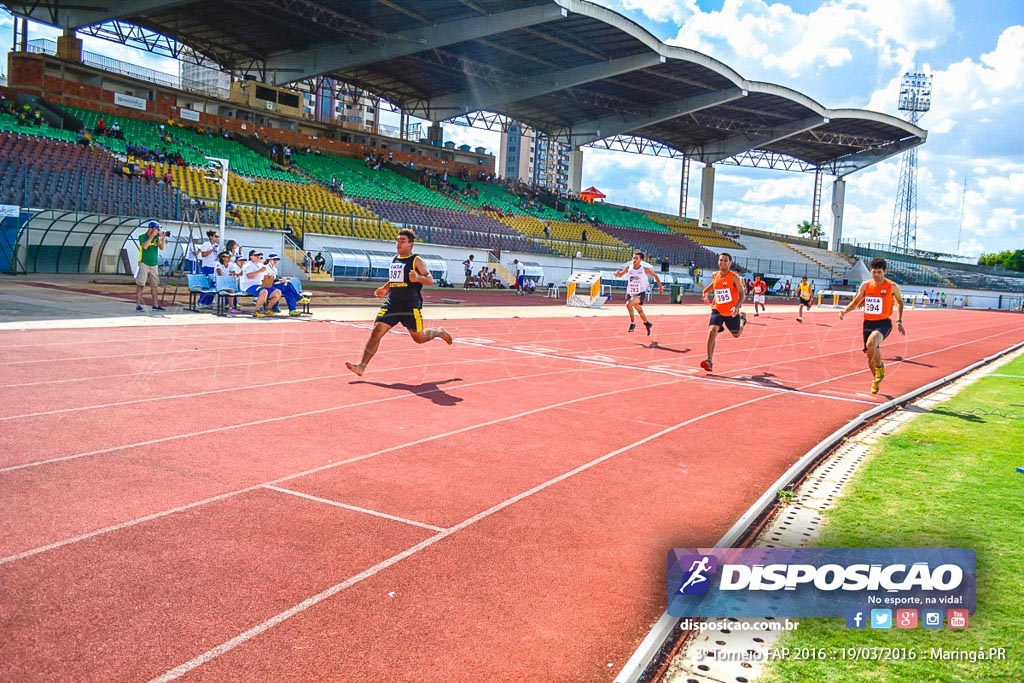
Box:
[95, 116, 106, 135]
[241, 250, 281, 317]
[135, 221, 167, 313]
[264, 253, 302, 317]
[197, 230, 221, 308]
[226, 253, 246, 313]
[543, 222, 551, 239]
[314, 251, 326, 274]
[303, 251, 313, 273]
[462, 254, 476, 288]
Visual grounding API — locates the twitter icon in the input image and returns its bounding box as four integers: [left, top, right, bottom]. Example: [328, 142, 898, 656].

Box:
[870, 609, 892, 629]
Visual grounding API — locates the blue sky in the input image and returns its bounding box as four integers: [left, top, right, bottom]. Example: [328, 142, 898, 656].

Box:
[2, 1, 1022, 257]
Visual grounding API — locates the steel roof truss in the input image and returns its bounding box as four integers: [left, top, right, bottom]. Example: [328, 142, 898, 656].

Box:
[417, 52, 662, 120]
[563, 86, 746, 147]
[695, 114, 827, 163]
[262, 3, 566, 85]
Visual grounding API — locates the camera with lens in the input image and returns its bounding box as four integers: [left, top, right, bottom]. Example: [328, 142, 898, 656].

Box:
[163, 231, 172, 237]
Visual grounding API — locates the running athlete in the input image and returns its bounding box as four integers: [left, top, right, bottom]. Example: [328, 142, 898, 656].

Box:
[795, 276, 813, 322]
[751, 274, 768, 316]
[614, 251, 663, 335]
[700, 252, 747, 372]
[345, 228, 453, 377]
[839, 257, 906, 394]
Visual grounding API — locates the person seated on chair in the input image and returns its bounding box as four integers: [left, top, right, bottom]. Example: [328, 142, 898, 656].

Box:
[225, 253, 246, 313]
[524, 278, 536, 295]
[264, 253, 303, 317]
[240, 250, 281, 317]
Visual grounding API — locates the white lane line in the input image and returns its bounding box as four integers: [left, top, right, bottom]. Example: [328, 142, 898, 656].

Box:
[0, 355, 506, 422]
[0, 373, 683, 565]
[263, 486, 446, 532]
[0, 363, 580, 475]
[149, 391, 775, 683]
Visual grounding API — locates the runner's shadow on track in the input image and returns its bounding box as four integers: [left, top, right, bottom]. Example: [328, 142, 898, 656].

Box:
[642, 341, 690, 354]
[905, 405, 986, 422]
[890, 355, 936, 368]
[732, 371, 798, 391]
[349, 378, 464, 406]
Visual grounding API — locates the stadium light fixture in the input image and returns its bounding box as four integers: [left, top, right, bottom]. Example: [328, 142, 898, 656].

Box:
[204, 156, 230, 242]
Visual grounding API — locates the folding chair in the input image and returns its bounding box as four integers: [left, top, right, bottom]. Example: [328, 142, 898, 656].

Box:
[185, 273, 215, 312]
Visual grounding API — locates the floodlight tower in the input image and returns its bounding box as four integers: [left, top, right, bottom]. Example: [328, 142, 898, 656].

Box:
[889, 71, 932, 254]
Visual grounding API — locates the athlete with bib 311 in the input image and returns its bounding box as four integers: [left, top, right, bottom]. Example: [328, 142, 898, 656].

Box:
[839, 257, 905, 394]
[345, 228, 453, 377]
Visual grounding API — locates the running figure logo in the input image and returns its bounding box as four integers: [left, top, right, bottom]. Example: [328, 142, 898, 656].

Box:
[675, 554, 718, 596]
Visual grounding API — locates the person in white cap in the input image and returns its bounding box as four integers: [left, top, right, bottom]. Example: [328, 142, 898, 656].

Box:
[240, 250, 281, 317]
[264, 252, 302, 317]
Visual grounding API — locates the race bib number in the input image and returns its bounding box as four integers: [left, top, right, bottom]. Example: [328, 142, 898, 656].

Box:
[714, 288, 733, 305]
[627, 275, 643, 295]
[389, 262, 405, 283]
[864, 296, 883, 315]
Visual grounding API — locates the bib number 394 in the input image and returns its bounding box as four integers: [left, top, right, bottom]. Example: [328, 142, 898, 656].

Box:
[864, 296, 883, 315]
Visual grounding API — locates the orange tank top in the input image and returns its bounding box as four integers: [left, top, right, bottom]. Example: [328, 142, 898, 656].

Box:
[711, 270, 740, 316]
[863, 278, 895, 321]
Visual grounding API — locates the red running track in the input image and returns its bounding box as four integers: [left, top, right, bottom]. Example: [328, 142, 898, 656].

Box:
[0, 307, 1021, 681]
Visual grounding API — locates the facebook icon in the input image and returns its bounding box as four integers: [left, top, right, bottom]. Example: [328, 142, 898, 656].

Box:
[845, 609, 867, 629]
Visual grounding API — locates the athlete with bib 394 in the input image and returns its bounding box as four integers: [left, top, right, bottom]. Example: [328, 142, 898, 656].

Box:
[839, 257, 906, 394]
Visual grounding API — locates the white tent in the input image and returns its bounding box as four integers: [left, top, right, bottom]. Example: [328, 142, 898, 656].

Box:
[841, 259, 871, 283]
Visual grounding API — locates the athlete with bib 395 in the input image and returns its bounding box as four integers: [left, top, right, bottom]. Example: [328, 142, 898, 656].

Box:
[345, 228, 452, 377]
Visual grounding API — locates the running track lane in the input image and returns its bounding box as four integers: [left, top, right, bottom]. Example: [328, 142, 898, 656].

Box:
[0, 310, 1021, 681]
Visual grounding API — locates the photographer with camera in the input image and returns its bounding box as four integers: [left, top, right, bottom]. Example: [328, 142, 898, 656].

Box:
[136, 220, 167, 312]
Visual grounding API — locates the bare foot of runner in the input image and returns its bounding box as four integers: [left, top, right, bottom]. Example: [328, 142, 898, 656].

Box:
[344, 362, 365, 377]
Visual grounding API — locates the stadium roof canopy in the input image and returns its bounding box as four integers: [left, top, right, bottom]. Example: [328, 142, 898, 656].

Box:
[3, 0, 926, 176]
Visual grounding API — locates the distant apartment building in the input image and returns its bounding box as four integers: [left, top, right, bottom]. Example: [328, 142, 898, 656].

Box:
[301, 78, 379, 132]
[499, 124, 570, 192]
[178, 48, 232, 97]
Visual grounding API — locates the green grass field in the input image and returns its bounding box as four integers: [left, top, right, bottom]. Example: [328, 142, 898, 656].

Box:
[763, 353, 1024, 683]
